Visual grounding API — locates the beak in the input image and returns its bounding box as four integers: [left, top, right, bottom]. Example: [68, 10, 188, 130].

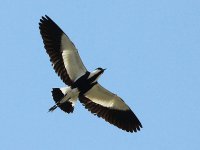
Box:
[103, 68, 107, 71]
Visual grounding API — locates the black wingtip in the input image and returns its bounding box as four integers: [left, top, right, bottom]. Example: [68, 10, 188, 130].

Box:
[40, 15, 54, 23]
[39, 15, 51, 24]
[45, 15, 51, 20]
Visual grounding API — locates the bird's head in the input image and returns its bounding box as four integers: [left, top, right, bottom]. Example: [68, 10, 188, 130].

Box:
[88, 67, 106, 83]
[95, 67, 106, 74]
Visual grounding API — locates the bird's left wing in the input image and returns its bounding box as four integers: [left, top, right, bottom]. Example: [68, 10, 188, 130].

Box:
[39, 15, 87, 85]
[79, 83, 142, 132]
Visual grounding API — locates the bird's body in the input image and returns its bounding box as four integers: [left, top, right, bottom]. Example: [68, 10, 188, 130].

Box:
[39, 15, 142, 132]
[49, 70, 104, 112]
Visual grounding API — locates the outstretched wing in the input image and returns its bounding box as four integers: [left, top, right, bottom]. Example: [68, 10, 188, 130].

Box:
[39, 15, 87, 85]
[79, 83, 142, 132]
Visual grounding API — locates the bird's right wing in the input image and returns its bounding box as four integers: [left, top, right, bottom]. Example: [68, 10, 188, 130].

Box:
[79, 83, 142, 132]
[39, 15, 87, 85]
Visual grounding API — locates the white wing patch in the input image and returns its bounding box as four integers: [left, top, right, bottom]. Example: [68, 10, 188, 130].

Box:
[84, 84, 130, 111]
[61, 34, 87, 81]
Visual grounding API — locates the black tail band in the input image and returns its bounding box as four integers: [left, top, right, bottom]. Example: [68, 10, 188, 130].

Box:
[51, 88, 74, 113]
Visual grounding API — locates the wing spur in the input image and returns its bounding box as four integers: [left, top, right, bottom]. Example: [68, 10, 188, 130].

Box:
[39, 15, 87, 85]
[79, 84, 142, 132]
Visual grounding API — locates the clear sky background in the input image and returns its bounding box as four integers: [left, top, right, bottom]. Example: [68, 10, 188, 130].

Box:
[0, 0, 199, 149]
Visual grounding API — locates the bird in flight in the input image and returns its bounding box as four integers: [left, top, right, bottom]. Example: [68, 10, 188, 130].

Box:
[39, 15, 142, 133]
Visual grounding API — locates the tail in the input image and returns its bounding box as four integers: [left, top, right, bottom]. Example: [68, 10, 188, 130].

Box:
[49, 88, 74, 113]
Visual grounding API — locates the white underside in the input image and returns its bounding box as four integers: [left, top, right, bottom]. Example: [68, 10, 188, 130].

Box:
[58, 83, 130, 111]
[84, 84, 130, 111]
[59, 87, 79, 106]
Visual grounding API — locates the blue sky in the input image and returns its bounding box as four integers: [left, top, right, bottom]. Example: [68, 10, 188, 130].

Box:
[0, 0, 200, 149]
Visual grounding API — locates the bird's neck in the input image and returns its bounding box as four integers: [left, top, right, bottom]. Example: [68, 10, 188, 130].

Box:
[88, 70, 102, 83]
